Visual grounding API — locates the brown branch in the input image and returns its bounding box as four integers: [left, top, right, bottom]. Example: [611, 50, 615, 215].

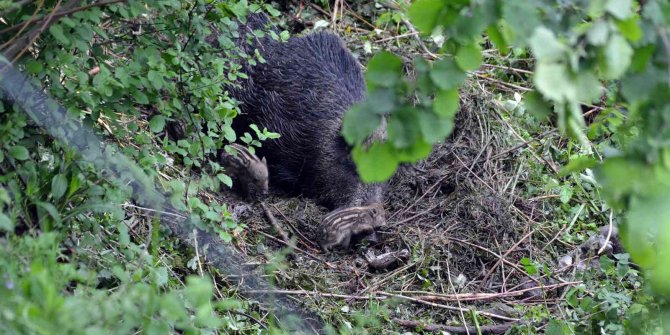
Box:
[0, 0, 126, 36]
[11, 0, 62, 64]
[393, 319, 517, 334]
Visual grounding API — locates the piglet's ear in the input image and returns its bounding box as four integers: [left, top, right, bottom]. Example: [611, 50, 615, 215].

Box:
[261, 157, 267, 165]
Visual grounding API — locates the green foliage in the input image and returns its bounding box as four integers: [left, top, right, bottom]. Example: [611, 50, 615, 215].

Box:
[341, 0, 670, 330]
[0, 0, 282, 333]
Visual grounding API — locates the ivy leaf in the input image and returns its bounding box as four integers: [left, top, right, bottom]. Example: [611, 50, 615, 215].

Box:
[9, 145, 29, 161]
[51, 174, 68, 200]
[352, 143, 399, 183]
[433, 89, 459, 118]
[430, 58, 466, 90]
[455, 43, 482, 71]
[149, 115, 166, 133]
[408, 0, 446, 34]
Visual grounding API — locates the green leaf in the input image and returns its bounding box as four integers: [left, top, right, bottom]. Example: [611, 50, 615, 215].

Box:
[586, 21, 610, 46]
[455, 43, 482, 71]
[433, 89, 459, 118]
[217, 174, 233, 188]
[149, 115, 166, 133]
[502, 2, 540, 46]
[534, 62, 574, 103]
[574, 71, 603, 102]
[529, 27, 564, 62]
[49, 25, 70, 45]
[26, 60, 43, 74]
[559, 186, 573, 204]
[51, 174, 68, 200]
[606, 0, 633, 19]
[601, 34, 633, 79]
[615, 16, 642, 41]
[408, 0, 446, 34]
[342, 103, 382, 145]
[0, 213, 13, 232]
[34, 201, 62, 227]
[132, 91, 149, 105]
[352, 143, 398, 183]
[417, 110, 454, 144]
[559, 156, 598, 176]
[147, 70, 164, 90]
[9, 145, 29, 161]
[430, 58, 466, 90]
[486, 25, 508, 53]
[545, 320, 572, 335]
[366, 52, 403, 88]
[525, 91, 553, 120]
[388, 109, 420, 149]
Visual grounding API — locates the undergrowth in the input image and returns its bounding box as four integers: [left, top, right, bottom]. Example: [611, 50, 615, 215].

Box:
[0, 0, 666, 334]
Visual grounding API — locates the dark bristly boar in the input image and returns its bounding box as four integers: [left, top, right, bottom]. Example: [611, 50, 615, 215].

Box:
[218, 143, 269, 199]
[227, 13, 388, 210]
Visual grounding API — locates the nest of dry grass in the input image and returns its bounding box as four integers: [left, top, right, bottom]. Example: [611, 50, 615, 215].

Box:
[203, 80, 574, 332]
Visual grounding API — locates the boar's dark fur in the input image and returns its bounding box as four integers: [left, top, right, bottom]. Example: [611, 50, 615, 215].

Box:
[227, 13, 385, 210]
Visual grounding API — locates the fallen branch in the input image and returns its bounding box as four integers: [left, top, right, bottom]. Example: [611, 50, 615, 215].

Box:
[393, 319, 517, 334]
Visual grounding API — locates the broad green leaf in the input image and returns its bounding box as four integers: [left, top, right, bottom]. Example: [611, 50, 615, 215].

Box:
[455, 43, 482, 71]
[525, 91, 553, 120]
[606, 0, 633, 19]
[430, 58, 466, 90]
[149, 115, 166, 133]
[559, 156, 598, 176]
[26, 60, 43, 74]
[0, 213, 13, 232]
[545, 320, 572, 335]
[34, 201, 62, 228]
[133, 90, 149, 105]
[366, 52, 403, 88]
[602, 34, 633, 79]
[352, 143, 399, 183]
[559, 186, 573, 204]
[395, 138, 433, 162]
[529, 27, 564, 62]
[51, 174, 68, 200]
[408, 0, 446, 34]
[49, 25, 70, 45]
[147, 70, 164, 90]
[486, 25, 508, 53]
[342, 103, 382, 145]
[616, 16, 642, 42]
[417, 110, 454, 144]
[587, 21, 610, 46]
[9, 145, 29, 160]
[217, 174, 233, 188]
[388, 109, 421, 149]
[502, 2, 540, 46]
[534, 62, 575, 103]
[433, 89, 459, 118]
[574, 71, 603, 102]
